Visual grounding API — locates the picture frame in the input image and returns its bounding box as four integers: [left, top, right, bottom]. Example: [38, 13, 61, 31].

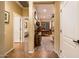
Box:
[5, 11, 10, 23]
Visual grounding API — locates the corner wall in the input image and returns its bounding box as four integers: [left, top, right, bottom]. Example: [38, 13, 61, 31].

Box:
[54, 1, 60, 56]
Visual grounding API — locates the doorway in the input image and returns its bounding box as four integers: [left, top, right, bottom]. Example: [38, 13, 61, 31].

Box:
[33, 2, 56, 55]
[13, 12, 23, 45]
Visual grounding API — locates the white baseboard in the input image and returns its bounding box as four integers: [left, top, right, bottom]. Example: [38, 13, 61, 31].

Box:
[0, 48, 14, 57]
[53, 48, 60, 57]
[28, 50, 34, 53]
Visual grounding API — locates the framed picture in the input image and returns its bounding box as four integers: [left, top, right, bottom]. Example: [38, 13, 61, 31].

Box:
[5, 11, 10, 23]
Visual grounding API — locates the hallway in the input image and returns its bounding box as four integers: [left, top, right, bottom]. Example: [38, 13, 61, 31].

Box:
[0, 1, 79, 58]
[5, 36, 58, 58]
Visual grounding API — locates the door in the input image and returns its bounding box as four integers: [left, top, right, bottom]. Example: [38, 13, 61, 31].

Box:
[60, 1, 79, 58]
[13, 13, 22, 42]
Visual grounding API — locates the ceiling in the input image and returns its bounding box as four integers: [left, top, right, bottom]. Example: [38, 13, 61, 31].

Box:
[17, 1, 54, 21]
[34, 4, 54, 20]
[18, 1, 28, 7]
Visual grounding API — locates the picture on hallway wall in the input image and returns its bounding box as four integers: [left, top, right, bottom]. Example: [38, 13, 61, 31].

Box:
[5, 11, 10, 23]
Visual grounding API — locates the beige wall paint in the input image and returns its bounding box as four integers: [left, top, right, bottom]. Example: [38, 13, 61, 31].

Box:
[5, 1, 22, 15]
[5, 1, 22, 55]
[0, 2, 5, 56]
[22, 8, 29, 17]
[0, 1, 29, 56]
[54, 1, 60, 56]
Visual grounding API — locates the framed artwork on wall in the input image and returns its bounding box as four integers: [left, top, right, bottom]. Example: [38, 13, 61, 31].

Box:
[4, 11, 10, 23]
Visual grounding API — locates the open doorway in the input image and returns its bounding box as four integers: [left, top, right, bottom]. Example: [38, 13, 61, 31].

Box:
[13, 12, 23, 47]
[33, 2, 58, 57]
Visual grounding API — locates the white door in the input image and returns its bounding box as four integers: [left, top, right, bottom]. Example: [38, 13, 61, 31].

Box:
[13, 13, 22, 42]
[60, 1, 79, 58]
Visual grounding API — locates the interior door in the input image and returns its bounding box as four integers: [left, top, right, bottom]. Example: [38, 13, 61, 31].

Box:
[13, 13, 21, 42]
[60, 1, 79, 58]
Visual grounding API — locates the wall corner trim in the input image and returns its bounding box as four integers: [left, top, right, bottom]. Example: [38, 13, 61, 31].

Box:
[0, 48, 14, 58]
[4, 48, 14, 56]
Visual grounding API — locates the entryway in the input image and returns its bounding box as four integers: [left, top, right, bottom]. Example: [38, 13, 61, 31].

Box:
[33, 1, 59, 58]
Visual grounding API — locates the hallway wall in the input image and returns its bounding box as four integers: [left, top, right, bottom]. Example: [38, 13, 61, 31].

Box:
[22, 8, 29, 17]
[0, 2, 5, 57]
[54, 1, 60, 56]
[5, 1, 23, 56]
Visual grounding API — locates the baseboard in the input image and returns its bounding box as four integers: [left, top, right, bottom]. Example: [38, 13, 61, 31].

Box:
[4, 48, 14, 57]
[28, 49, 34, 53]
[0, 48, 14, 58]
[53, 48, 60, 57]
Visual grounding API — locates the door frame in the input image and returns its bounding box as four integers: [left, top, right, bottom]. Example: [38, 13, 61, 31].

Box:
[52, 1, 60, 57]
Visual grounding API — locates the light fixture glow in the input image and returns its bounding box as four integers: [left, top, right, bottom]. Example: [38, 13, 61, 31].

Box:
[43, 9, 47, 12]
